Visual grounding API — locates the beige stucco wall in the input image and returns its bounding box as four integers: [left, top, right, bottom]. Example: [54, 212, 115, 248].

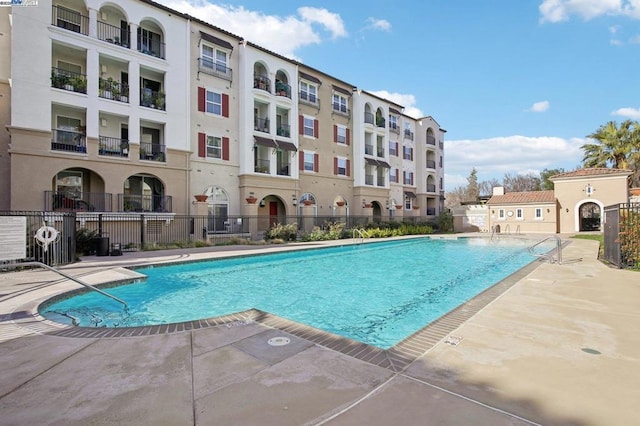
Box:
[452, 205, 489, 233]
[553, 174, 629, 233]
[488, 202, 558, 234]
[0, 82, 10, 211]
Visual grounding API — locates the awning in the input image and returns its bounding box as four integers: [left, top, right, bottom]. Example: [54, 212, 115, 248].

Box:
[377, 160, 391, 168]
[389, 107, 402, 115]
[299, 71, 322, 85]
[275, 140, 297, 151]
[404, 191, 416, 199]
[332, 85, 352, 96]
[365, 158, 379, 166]
[254, 136, 277, 148]
[200, 31, 234, 50]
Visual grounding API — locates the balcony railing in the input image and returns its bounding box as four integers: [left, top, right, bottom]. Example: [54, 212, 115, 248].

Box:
[426, 208, 436, 216]
[365, 175, 374, 185]
[139, 142, 166, 162]
[389, 123, 400, 134]
[97, 21, 130, 48]
[254, 117, 270, 133]
[376, 117, 386, 128]
[99, 78, 129, 103]
[52, 5, 89, 35]
[254, 75, 271, 92]
[365, 144, 374, 155]
[275, 81, 291, 98]
[427, 135, 436, 146]
[140, 88, 165, 110]
[99, 136, 129, 158]
[300, 91, 320, 107]
[51, 129, 86, 153]
[46, 191, 113, 212]
[255, 159, 270, 174]
[377, 148, 385, 157]
[404, 129, 414, 140]
[277, 163, 291, 176]
[120, 194, 172, 212]
[364, 112, 374, 125]
[426, 160, 436, 169]
[426, 184, 436, 193]
[198, 58, 233, 81]
[276, 124, 290, 137]
[138, 39, 165, 59]
[51, 67, 87, 94]
[332, 103, 349, 116]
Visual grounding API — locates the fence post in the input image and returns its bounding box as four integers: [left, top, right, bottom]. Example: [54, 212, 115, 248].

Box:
[140, 214, 145, 250]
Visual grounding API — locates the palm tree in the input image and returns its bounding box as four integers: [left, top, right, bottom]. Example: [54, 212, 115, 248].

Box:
[582, 120, 635, 170]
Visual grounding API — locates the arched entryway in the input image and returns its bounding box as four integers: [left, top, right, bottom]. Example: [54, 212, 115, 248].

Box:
[372, 201, 383, 222]
[579, 202, 601, 231]
[50, 168, 106, 211]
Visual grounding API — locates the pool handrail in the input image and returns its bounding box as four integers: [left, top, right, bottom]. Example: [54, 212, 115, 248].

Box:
[352, 228, 369, 243]
[528, 235, 563, 264]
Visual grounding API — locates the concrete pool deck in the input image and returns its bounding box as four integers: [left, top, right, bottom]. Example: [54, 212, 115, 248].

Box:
[0, 235, 638, 425]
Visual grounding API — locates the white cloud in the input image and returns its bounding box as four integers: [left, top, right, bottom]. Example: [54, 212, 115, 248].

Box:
[528, 100, 550, 112]
[368, 90, 424, 118]
[539, 0, 640, 23]
[364, 17, 392, 32]
[155, 1, 346, 58]
[612, 107, 640, 119]
[628, 34, 640, 43]
[443, 135, 584, 190]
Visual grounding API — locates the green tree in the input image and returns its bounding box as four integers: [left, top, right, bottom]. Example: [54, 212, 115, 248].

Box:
[539, 168, 565, 190]
[466, 168, 479, 202]
[582, 120, 634, 169]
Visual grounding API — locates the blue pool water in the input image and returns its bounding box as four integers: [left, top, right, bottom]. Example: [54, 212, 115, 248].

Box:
[41, 237, 544, 348]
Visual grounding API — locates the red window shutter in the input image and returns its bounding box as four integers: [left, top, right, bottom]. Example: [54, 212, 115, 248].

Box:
[346, 128, 350, 145]
[333, 157, 338, 175]
[299, 115, 304, 135]
[314, 119, 319, 138]
[395, 168, 399, 183]
[222, 94, 229, 117]
[299, 151, 304, 170]
[411, 148, 414, 161]
[198, 87, 206, 112]
[395, 142, 399, 156]
[333, 125, 337, 143]
[346, 159, 351, 177]
[411, 172, 414, 185]
[198, 133, 206, 157]
[314, 153, 319, 172]
[222, 137, 229, 160]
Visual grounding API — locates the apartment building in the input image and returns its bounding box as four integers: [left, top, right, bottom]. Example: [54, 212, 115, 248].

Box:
[2, 0, 191, 213]
[1, 0, 446, 234]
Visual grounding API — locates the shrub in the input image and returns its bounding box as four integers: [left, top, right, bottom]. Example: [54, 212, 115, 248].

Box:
[301, 222, 345, 241]
[76, 228, 99, 256]
[265, 222, 298, 241]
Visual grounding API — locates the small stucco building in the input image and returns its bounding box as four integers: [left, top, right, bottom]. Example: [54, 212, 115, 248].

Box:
[453, 168, 633, 234]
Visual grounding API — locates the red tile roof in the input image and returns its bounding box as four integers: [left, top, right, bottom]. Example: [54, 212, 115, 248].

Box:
[550, 168, 632, 180]
[487, 190, 555, 205]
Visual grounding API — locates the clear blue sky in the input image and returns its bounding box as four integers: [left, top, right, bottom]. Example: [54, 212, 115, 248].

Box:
[159, 0, 640, 190]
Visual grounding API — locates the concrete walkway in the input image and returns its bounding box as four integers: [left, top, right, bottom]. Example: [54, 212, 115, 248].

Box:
[0, 237, 638, 425]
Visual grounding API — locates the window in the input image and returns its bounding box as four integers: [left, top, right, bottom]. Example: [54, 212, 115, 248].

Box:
[535, 208, 543, 220]
[304, 152, 315, 171]
[498, 209, 505, 220]
[389, 115, 398, 130]
[405, 195, 412, 210]
[403, 171, 414, 185]
[336, 125, 347, 144]
[56, 6, 81, 33]
[201, 45, 215, 69]
[207, 136, 221, 159]
[203, 186, 229, 233]
[332, 94, 347, 113]
[303, 116, 315, 137]
[215, 49, 227, 73]
[206, 90, 222, 115]
[389, 168, 397, 183]
[300, 81, 317, 104]
[403, 146, 413, 160]
[389, 141, 398, 156]
[516, 208, 523, 220]
[336, 158, 347, 176]
[56, 170, 83, 199]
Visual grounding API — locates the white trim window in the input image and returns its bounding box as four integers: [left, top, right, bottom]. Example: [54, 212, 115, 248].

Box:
[300, 81, 317, 104]
[389, 115, 398, 130]
[498, 209, 506, 220]
[303, 116, 315, 137]
[336, 125, 347, 144]
[516, 208, 523, 220]
[207, 135, 222, 159]
[337, 157, 347, 176]
[534, 208, 543, 220]
[332, 93, 347, 113]
[389, 168, 397, 183]
[304, 151, 315, 171]
[206, 90, 222, 115]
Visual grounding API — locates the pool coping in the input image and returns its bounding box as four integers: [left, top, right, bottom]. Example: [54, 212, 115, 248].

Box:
[26, 238, 548, 372]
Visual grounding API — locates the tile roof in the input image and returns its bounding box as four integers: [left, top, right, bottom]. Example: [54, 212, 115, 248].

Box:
[550, 168, 632, 180]
[487, 190, 555, 205]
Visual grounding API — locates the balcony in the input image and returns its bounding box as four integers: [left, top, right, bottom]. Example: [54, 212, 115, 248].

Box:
[427, 135, 436, 146]
[51, 129, 86, 153]
[51, 68, 87, 94]
[377, 148, 385, 158]
[97, 21, 130, 48]
[376, 117, 386, 128]
[404, 129, 414, 140]
[277, 163, 291, 176]
[254, 75, 271, 93]
[255, 117, 270, 133]
[365, 175, 374, 185]
[300, 91, 320, 108]
[99, 78, 129, 103]
[255, 159, 270, 174]
[52, 5, 89, 36]
[426, 160, 436, 169]
[198, 58, 233, 81]
[138, 39, 165, 59]
[139, 142, 165, 162]
[365, 144, 374, 155]
[277, 124, 290, 138]
[364, 112, 374, 125]
[275, 81, 291, 98]
[120, 194, 172, 212]
[140, 88, 165, 110]
[46, 191, 112, 212]
[389, 123, 400, 134]
[99, 136, 129, 158]
[332, 103, 349, 116]
[426, 184, 436, 193]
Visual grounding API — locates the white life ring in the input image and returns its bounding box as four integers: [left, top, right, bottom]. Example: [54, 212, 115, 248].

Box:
[35, 226, 59, 252]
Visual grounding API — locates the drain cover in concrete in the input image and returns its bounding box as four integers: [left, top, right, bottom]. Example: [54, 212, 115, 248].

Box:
[268, 336, 290, 346]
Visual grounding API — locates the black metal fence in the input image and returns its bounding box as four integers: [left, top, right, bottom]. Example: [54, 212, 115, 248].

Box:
[603, 203, 640, 268]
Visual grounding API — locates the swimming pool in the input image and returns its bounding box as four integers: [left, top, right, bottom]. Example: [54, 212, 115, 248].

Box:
[41, 237, 544, 349]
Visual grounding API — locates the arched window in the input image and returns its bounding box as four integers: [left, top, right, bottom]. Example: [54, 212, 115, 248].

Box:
[123, 174, 166, 212]
[203, 186, 229, 232]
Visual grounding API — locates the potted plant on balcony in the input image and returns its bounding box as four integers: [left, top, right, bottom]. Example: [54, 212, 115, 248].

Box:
[155, 90, 165, 110]
[71, 75, 87, 93]
[246, 194, 258, 204]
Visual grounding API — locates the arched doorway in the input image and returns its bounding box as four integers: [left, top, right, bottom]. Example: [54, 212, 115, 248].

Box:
[51, 168, 105, 211]
[372, 201, 383, 222]
[123, 174, 166, 212]
[579, 202, 601, 231]
[202, 186, 229, 232]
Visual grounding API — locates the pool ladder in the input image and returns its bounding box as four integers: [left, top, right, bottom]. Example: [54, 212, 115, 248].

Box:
[352, 228, 369, 244]
[528, 235, 563, 264]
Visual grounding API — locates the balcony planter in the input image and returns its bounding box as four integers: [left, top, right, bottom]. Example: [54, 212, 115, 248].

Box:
[194, 194, 208, 202]
[413, 206, 420, 210]
[364, 203, 372, 208]
[336, 201, 345, 207]
[396, 205, 403, 210]
[246, 196, 257, 204]
[303, 200, 314, 206]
